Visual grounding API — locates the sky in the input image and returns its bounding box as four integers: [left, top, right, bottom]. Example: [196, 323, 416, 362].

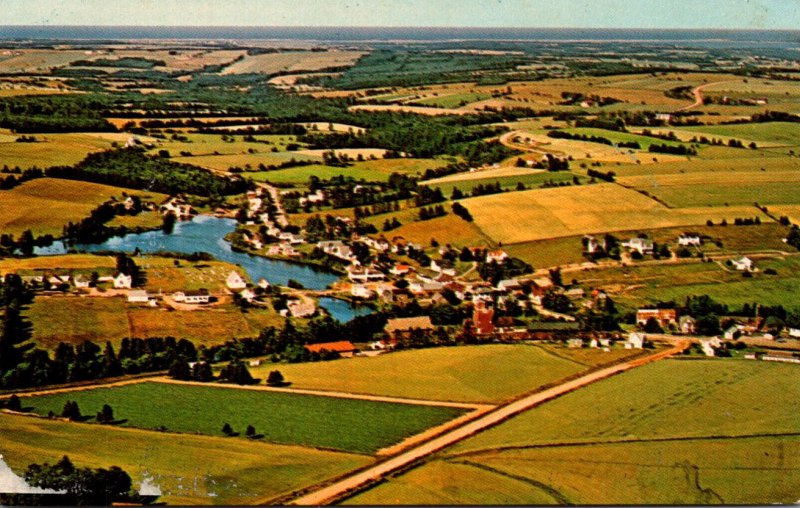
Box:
[1, 0, 799, 29]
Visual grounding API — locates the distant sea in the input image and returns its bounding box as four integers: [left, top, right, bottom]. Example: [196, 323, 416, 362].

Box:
[0, 26, 798, 45]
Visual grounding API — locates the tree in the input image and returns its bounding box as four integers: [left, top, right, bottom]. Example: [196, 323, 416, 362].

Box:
[169, 358, 192, 380]
[161, 211, 177, 234]
[266, 370, 285, 386]
[96, 404, 114, 424]
[219, 360, 255, 385]
[246, 424, 256, 437]
[61, 400, 82, 421]
[0, 274, 35, 372]
[642, 317, 663, 333]
[192, 361, 214, 382]
[3, 394, 21, 411]
[222, 422, 233, 435]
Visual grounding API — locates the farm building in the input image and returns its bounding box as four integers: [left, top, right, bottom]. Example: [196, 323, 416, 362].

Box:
[127, 290, 149, 303]
[286, 300, 316, 318]
[636, 308, 678, 328]
[731, 256, 755, 272]
[486, 249, 509, 263]
[304, 341, 358, 358]
[472, 300, 494, 336]
[390, 263, 411, 276]
[678, 232, 702, 246]
[723, 326, 742, 340]
[351, 284, 375, 299]
[384, 316, 435, 344]
[73, 275, 91, 288]
[173, 289, 211, 304]
[623, 237, 654, 255]
[347, 266, 385, 283]
[113, 272, 132, 289]
[679, 315, 697, 334]
[625, 333, 645, 349]
[226, 271, 247, 290]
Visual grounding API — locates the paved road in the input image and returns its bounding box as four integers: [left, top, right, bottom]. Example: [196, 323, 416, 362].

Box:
[288, 341, 688, 506]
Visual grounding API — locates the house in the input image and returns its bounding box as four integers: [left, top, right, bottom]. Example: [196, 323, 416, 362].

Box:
[701, 337, 722, 357]
[304, 341, 358, 358]
[73, 275, 91, 288]
[678, 232, 702, 246]
[390, 264, 411, 276]
[160, 198, 194, 220]
[113, 272, 132, 289]
[623, 237, 654, 255]
[351, 284, 375, 299]
[347, 266, 385, 283]
[286, 300, 316, 318]
[226, 271, 247, 290]
[625, 332, 645, 349]
[240, 288, 256, 302]
[564, 287, 585, 300]
[472, 300, 494, 335]
[384, 316, 435, 344]
[636, 308, 678, 328]
[723, 326, 741, 340]
[48, 274, 70, 286]
[567, 338, 584, 348]
[408, 280, 443, 295]
[257, 278, 271, 290]
[496, 279, 522, 293]
[731, 256, 755, 272]
[173, 289, 211, 304]
[299, 190, 326, 207]
[127, 290, 149, 303]
[486, 249, 509, 264]
[429, 259, 457, 276]
[583, 235, 605, 254]
[529, 285, 546, 305]
[494, 316, 528, 339]
[679, 315, 697, 334]
[788, 328, 800, 339]
[655, 113, 673, 122]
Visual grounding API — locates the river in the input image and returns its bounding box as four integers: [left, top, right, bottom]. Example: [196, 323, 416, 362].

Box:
[35, 215, 372, 322]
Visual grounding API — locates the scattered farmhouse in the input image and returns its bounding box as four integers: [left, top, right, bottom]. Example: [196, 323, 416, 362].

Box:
[731, 256, 755, 272]
[127, 290, 149, 304]
[623, 237, 654, 255]
[384, 316, 435, 344]
[226, 271, 248, 290]
[304, 341, 358, 358]
[172, 289, 211, 304]
[678, 232, 702, 246]
[625, 332, 645, 349]
[286, 300, 316, 318]
[113, 272, 132, 289]
[636, 308, 678, 328]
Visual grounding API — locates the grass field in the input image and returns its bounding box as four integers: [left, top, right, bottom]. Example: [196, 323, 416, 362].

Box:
[0, 412, 370, 505]
[349, 359, 800, 505]
[618, 170, 800, 207]
[19, 381, 466, 454]
[425, 170, 579, 196]
[27, 297, 281, 349]
[249, 345, 588, 404]
[0, 178, 166, 236]
[682, 122, 800, 146]
[380, 212, 493, 248]
[415, 92, 491, 109]
[464, 183, 772, 244]
[0, 253, 117, 274]
[0, 132, 150, 169]
[221, 50, 365, 75]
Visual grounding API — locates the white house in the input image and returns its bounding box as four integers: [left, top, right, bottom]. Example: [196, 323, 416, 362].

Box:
[226, 271, 247, 290]
[347, 266, 385, 283]
[286, 300, 316, 318]
[351, 284, 375, 299]
[73, 275, 91, 288]
[113, 272, 132, 289]
[678, 233, 702, 246]
[788, 328, 800, 338]
[731, 257, 755, 272]
[723, 326, 741, 340]
[257, 278, 271, 290]
[240, 288, 256, 302]
[173, 290, 211, 304]
[127, 290, 149, 303]
[623, 237, 654, 255]
[700, 337, 722, 357]
[486, 249, 509, 263]
[625, 332, 645, 349]
[497, 279, 522, 292]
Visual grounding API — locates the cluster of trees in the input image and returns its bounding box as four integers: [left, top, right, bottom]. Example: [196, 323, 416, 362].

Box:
[0, 456, 146, 506]
[587, 168, 616, 182]
[560, 91, 620, 106]
[0, 94, 115, 133]
[0, 167, 43, 190]
[648, 143, 697, 156]
[535, 153, 570, 171]
[574, 115, 627, 132]
[468, 182, 504, 197]
[47, 148, 250, 197]
[477, 257, 533, 285]
[451, 202, 473, 222]
[547, 130, 640, 149]
[418, 205, 447, 221]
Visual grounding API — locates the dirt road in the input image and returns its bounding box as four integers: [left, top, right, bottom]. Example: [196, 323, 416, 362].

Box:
[288, 341, 688, 505]
[676, 81, 734, 112]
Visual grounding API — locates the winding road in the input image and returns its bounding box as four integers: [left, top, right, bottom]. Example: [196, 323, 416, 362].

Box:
[287, 340, 689, 505]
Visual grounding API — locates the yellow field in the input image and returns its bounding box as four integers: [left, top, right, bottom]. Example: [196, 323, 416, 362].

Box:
[465, 183, 772, 243]
[0, 132, 152, 169]
[0, 178, 166, 236]
[423, 166, 546, 185]
[221, 50, 365, 75]
[508, 132, 686, 164]
[0, 253, 117, 274]
[378, 212, 493, 248]
[0, 412, 370, 506]
[0, 49, 92, 72]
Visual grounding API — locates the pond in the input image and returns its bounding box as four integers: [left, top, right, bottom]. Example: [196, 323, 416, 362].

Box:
[35, 215, 370, 322]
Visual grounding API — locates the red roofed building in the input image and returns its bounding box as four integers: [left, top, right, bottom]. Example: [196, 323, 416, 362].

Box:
[304, 341, 358, 358]
[636, 308, 678, 328]
[473, 300, 494, 336]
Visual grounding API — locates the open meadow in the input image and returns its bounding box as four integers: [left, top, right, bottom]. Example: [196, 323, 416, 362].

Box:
[248, 344, 589, 404]
[348, 359, 800, 505]
[0, 178, 166, 236]
[220, 50, 365, 75]
[0, 412, 370, 506]
[18, 381, 466, 454]
[0, 132, 155, 169]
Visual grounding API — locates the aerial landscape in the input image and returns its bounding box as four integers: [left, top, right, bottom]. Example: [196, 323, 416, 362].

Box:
[0, 0, 799, 505]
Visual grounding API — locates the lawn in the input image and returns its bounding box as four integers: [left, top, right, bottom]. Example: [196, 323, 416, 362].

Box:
[249, 345, 587, 404]
[0, 412, 370, 506]
[464, 183, 772, 244]
[348, 359, 800, 505]
[0, 178, 166, 236]
[18, 381, 466, 454]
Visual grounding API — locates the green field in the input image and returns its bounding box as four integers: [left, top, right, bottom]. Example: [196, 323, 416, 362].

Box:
[682, 122, 800, 146]
[0, 412, 370, 506]
[425, 170, 580, 196]
[415, 92, 491, 108]
[249, 345, 588, 404]
[19, 381, 466, 454]
[348, 359, 800, 505]
[0, 132, 138, 169]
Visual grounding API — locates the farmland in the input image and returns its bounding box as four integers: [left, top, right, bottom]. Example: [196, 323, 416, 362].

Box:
[247, 344, 589, 404]
[464, 183, 772, 244]
[0, 178, 166, 236]
[18, 381, 467, 454]
[0, 412, 370, 506]
[221, 50, 365, 75]
[0, 132, 151, 169]
[348, 360, 800, 505]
